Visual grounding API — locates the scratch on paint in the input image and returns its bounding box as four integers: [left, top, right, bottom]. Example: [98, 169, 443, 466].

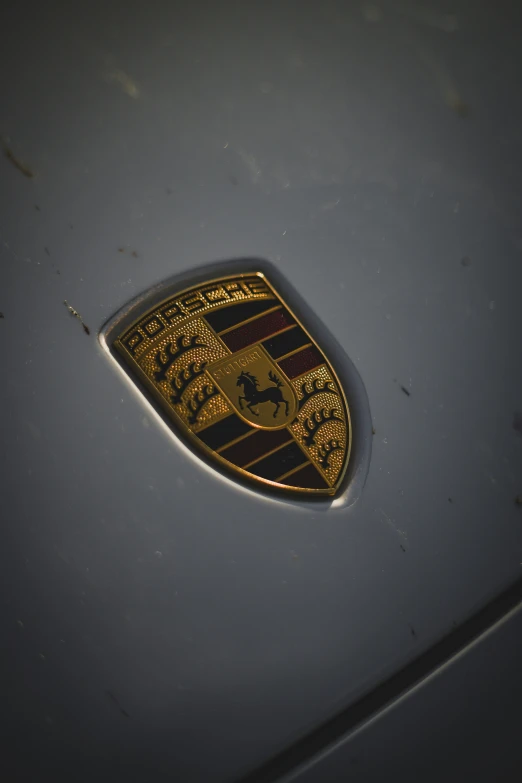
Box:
[378, 508, 408, 544]
[238, 149, 262, 184]
[105, 690, 130, 718]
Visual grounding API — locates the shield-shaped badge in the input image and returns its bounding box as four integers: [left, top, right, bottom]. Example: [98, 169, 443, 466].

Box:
[112, 273, 351, 496]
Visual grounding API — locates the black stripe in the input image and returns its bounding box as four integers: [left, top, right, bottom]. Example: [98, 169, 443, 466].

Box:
[197, 414, 252, 451]
[249, 441, 307, 482]
[280, 462, 329, 489]
[204, 299, 277, 333]
[262, 326, 310, 360]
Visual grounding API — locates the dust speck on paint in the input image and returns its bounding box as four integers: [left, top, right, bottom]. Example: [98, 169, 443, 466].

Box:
[4, 147, 36, 179]
[444, 87, 470, 117]
[2, 139, 36, 178]
[362, 3, 382, 23]
[63, 300, 90, 336]
[105, 69, 140, 98]
[401, 6, 458, 32]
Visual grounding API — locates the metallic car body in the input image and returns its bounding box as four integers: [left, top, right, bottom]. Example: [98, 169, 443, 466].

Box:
[2, 1, 522, 781]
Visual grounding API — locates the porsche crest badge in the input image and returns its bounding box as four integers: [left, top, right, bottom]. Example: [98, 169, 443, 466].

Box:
[113, 273, 351, 495]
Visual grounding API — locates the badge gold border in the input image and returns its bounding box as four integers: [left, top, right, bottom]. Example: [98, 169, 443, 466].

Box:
[113, 272, 352, 497]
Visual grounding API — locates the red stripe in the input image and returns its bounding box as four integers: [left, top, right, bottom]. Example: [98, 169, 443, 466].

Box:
[221, 309, 294, 353]
[277, 346, 324, 379]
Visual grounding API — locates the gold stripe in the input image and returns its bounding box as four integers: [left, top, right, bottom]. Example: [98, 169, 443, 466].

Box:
[242, 437, 293, 470]
[276, 342, 313, 363]
[217, 304, 281, 335]
[248, 322, 298, 344]
[216, 428, 255, 453]
[275, 461, 311, 483]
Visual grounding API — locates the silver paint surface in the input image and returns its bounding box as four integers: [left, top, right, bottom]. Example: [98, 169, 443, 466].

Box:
[1, 1, 521, 780]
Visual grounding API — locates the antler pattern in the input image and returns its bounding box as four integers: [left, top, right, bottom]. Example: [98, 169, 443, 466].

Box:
[169, 361, 208, 404]
[187, 384, 219, 424]
[317, 438, 343, 469]
[154, 334, 207, 383]
[302, 408, 342, 446]
[297, 378, 337, 409]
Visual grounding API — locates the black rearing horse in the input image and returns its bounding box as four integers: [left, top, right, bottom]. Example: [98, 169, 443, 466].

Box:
[236, 371, 289, 418]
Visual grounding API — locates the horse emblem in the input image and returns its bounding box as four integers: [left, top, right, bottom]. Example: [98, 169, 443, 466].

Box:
[208, 344, 298, 429]
[236, 370, 290, 419]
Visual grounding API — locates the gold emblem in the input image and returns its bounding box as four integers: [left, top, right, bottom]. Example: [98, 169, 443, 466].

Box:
[112, 273, 351, 496]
